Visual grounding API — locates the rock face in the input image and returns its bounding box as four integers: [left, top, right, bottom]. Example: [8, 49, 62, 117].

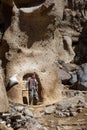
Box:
[69, 71, 77, 84]
[77, 63, 87, 90]
[0, 62, 9, 112]
[2, 0, 63, 104]
[76, 23, 87, 64]
[69, 63, 87, 90]
[59, 69, 71, 83]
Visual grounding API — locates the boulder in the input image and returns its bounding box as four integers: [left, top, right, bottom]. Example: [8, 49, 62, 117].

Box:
[69, 71, 77, 84]
[59, 69, 71, 83]
[77, 63, 87, 90]
[69, 63, 87, 90]
[14, 105, 24, 112]
[9, 74, 19, 87]
[45, 106, 55, 114]
[23, 108, 33, 117]
[70, 111, 77, 117]
[61, 63, 78, 72]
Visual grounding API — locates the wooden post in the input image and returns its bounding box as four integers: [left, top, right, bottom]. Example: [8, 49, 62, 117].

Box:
[21, 81, 29, 105]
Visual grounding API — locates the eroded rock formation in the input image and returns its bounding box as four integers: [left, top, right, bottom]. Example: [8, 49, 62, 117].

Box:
[1, 0, 64, 105]
[0, 61, 9, 112]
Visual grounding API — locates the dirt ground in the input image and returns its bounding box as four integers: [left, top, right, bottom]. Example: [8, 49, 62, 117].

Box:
[31, 90, 87, 130]
[37, 109, 87, 130]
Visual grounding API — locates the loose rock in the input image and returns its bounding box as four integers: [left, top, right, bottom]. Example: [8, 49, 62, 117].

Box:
[45, 106, 55, 114]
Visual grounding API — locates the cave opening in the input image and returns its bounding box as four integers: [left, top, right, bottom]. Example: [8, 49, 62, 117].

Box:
[2, 2, 13, 30]
[72, 40, 80, 64]
[14, 0, 46, 8]
[0, 41, 9, 69]
[23, 73, 43, 105]
[0, 0, 13, 44]
[72, 41, 79, 47]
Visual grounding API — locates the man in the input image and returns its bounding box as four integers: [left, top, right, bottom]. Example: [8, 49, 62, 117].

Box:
[27, 73, 39, 105]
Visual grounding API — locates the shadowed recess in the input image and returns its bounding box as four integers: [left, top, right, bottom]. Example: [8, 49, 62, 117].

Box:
[19, 4, 55, 48]
[14, 0, 46, 8]
[23, 73, 43, 103]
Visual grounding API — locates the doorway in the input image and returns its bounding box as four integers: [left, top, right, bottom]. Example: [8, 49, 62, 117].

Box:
[23, 73, 43, 105]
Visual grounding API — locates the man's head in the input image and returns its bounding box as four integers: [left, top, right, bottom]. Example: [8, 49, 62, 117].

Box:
[32, 72, 36, 79]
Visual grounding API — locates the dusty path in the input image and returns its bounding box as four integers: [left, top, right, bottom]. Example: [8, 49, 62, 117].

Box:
[30, 89, 87, 130]
[36, 108, 87, 130]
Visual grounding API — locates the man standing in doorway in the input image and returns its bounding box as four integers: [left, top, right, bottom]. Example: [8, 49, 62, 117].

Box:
[27, 72, 39, 105]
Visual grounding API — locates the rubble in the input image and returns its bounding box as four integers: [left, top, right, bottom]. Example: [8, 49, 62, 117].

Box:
[45, 106, 55, 114]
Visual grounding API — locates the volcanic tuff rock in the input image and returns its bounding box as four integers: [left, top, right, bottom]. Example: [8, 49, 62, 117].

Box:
[0, 61, 9, 112]
[2, 0, 64, 104]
